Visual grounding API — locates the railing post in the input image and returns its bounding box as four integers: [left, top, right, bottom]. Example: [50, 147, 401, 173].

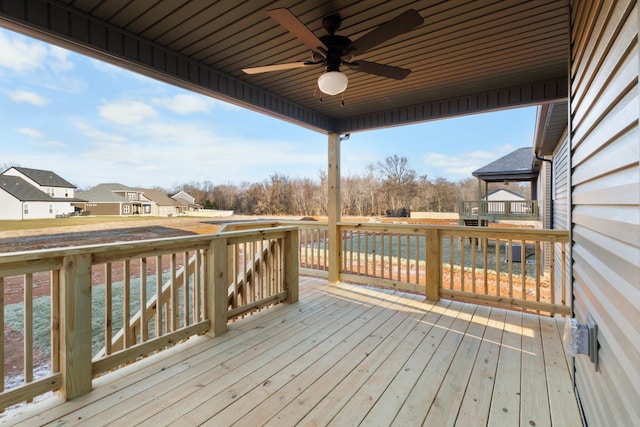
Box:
[284, 229, 299, 303]
[59, 254, 93, 400]
[425, 228, 441, 302]
[207, 238, 228, 337]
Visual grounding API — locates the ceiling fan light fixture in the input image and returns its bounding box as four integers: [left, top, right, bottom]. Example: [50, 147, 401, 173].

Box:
[317, 71, 348, 95]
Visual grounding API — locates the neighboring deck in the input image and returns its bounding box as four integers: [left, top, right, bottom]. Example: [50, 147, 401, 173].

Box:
[3, 277, 581, 427]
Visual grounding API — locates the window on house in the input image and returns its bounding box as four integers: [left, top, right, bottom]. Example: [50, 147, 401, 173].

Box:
[49, 204, 53, 214]
[123, 205, 131, 214]
[48, 188, 55, 197]
[23, 204, 29, 215]
[127, 192, 137, 200]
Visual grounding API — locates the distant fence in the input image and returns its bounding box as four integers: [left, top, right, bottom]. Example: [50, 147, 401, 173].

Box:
[187, 210, 234, 217]
[410, 212, 459, 220]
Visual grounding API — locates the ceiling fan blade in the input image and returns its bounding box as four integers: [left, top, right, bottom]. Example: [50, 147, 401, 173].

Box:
[267, 8, 327, 55]
[242, 61, 319, 74]
[346, 60, 411, 80]
[348, 9, 423, 55]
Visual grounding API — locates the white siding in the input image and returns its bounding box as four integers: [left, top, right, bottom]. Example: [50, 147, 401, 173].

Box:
[0, 191, 22, 220]
[553, 131, 571, 307]
[570, 1, 639, 426]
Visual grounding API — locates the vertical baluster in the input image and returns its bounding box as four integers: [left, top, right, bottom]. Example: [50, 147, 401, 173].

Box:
[123, 260, 131, 348]
[242, 242, 249, 305]
[549, 242, 556, 305]
[24, 273, 33, 386]
[302, 229, 308, 269]
[183, 251, 190, 327]
[561, 242, 567, 305]
[483, 237, 488, 294]
[397, 234, 402, 281]
[194, 250, 201, 322]
[50, 271, 59, 373]
[250, 241, 258, 301]
[104, 264, 112, 354]
[0, 277, 4, 392]
[406, 235, 410, 283]
[535, 241, 541, 302]
[449, 236, 454, 290]
[380, 232, 385, 279]
[495, 240, 501, 296]
[471, 234, 477, 294]
[349, 230, 354, 274]
[416, 235, 421, 286]
[521, 240, 527, 300]
[364, 232, 370, 277]
[170, 254, 178, 332]
[460, 237, 466, 292]
[507, 239, 513, 298]
[155, 255, 163, 338]
[267, 238, 274, 296]
[140, 258, 148, 342]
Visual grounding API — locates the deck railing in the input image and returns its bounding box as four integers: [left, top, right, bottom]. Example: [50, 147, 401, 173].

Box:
[0, 226, 298, 411]
[459, 199, 539, 220]
[229, 221, 569, 315]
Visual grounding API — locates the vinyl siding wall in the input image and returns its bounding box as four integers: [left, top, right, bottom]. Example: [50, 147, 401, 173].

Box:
[570, 1, 639, 426]
[554, 130, 571, 307]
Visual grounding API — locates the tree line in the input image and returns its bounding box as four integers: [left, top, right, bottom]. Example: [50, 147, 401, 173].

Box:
[168, 155, 526, 217]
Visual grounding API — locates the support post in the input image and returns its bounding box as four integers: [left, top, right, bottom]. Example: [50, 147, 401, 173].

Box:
[284, 229, 299, 303]
[425, 228, 441, 302]
[327, 133, 341, 285]
[60, 254, 93, 400]
[208, 238, 228, 336]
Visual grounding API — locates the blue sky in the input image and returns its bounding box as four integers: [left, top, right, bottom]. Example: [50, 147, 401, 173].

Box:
[0, 27, 536, 190]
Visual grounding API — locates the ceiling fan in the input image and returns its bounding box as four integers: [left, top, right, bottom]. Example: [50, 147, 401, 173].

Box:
[242, 8, 424, 96]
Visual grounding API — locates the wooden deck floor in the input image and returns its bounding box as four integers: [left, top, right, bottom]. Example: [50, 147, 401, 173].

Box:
[4, 277, 582, 426]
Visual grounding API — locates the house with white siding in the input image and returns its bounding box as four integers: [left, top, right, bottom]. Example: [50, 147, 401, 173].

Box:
[0, 166, 82, 220]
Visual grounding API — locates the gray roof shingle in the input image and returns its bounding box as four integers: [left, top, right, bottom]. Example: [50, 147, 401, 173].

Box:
[0, 175, 55, 201]
[472, 147, 539, 181]
[76, 183, 132, 203]
[7, 166, 76, 188]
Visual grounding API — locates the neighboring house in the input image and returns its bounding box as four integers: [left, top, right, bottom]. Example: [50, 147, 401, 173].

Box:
[75, 183, 147, 216]
[0, 167, 83, 220]
[133, 188, 180, 216]
[484, 189, 526, 202]
[171, 191, 200, 214]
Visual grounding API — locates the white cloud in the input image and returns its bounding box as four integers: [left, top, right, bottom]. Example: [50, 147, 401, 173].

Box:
[16, 127, 44, 138]
[153, 93, 216, 115]
[48, 45, 74, 73]
[7, 90, 49, 106]
[0, 31, 47, 72]
[45, 140, 66, 148]
[75, 121, 127, 143]
[422, 144, 516, 179]
[0, 30, 74, 75]
[98, 99, 157, 124]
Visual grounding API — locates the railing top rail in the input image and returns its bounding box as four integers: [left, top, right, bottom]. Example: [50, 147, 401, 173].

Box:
[0, 226, 299, 265]
[218, 220, 320, 233]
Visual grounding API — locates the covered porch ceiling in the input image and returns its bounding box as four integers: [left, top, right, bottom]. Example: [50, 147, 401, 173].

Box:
[0, 0, 568, 144]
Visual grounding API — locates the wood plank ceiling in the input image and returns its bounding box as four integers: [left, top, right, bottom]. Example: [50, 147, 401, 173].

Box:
[0, 0, 569, 136]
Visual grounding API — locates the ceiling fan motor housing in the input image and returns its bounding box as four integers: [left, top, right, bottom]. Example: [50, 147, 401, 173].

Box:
[319, 34, 352, 71]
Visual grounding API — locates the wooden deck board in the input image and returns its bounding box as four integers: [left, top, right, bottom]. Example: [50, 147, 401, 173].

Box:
[3, 277, 581, 427]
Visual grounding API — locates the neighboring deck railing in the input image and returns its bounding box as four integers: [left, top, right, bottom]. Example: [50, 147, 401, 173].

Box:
[0, 226, 298, 411]
[459, 199, 539, 220]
